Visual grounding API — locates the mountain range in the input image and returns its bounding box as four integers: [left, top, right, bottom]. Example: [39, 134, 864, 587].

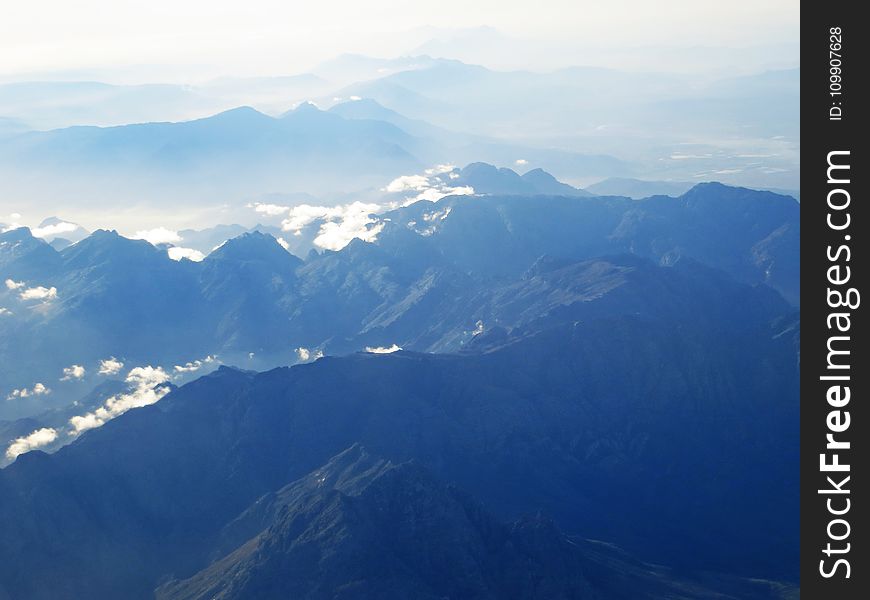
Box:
[0, 56, 799, 229]
[0, 180, 800, 597]
[0, 305, 798, 597]
[1, 182, 797, 417]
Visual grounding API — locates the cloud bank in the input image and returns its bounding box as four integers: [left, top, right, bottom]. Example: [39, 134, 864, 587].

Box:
[5, 427, 58, 460]
[295, 347, 323, 362]
[19, 285, 58, 301]
[281, 202, 385, 251]
[168, 247, 206, 262]
[173, 355, 217, 374]
[31, 220, 78, 239]
[383, 165, 474, 205]
[364, 344, 402, 354]
[132, 227, 181, 245]
[68, 366, 171, 435]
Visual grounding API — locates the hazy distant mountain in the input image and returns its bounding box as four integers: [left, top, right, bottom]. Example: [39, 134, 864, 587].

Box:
[327, 60, 799, 190]
[0, 57, 800, 213]
[32, 216, 90, 243]
[0, 116, 29, 137]
[0, 76, 332, 130]
[586, 177, 695, 198]
[457, 162, 590, 196]
[588, 178, 800, 202]
[0, 80, 220, 129]
[0, 104, 427, 213]
[329, 97, 463, 141]
[0, 98, 624, 222]
[313, 54, 444, 87]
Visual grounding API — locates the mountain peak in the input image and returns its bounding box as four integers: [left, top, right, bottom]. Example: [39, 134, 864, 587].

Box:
[157, 445, 599, 600]
[0, 226, 36, 243]
[60, 229, 160, 267]
[207, 231, 301, 265]
[293, 101, 321, 112]
[204, 106, 272, 126]
[38, 216, 70, 227]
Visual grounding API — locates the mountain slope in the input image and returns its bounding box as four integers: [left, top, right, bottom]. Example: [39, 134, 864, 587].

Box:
[0, 104, 425, 211]
[0, 184, 798, 416]
[0, 297, 799, 597]
[156, 445, 599, 600]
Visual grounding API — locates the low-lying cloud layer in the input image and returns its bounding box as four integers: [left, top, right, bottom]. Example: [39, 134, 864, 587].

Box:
[174, 355, 217, 374]
[240, 165, 475, 253]
[69, 366, 171, 435]
[168, 247, 206, 262]
[281, 202, 385, 251]
[5, 427, 58, 460]
[364, 344, 402, 354]
[295, 347, 323, 362]
[132, 227, 181, 245]
[6, 279, 58, 302]
[383, 164, 474, 205]
[31, 220, 78, 239]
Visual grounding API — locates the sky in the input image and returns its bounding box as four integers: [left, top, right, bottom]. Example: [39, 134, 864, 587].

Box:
[1, 0, 800, 80]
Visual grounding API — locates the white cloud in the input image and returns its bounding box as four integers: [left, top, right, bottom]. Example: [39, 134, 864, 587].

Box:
[5, 427, 58, 460]
[31, 221, 78, 238]
[515, 159, 528, 166]
[68, 365, 171, 435]
[364, 344, 402, 354]
[6, 382, 51, 400]
[132, 227, 181, 245]
[295, 347, 323, 362]
[472, 320, 485, 336]
[0, 307, 11, 316]
[276, 237, 291, 251]
[406, 186, 473, 204]
[424, 164, 456, 175]
[61, 364, 86, 381]
[126, 365, 171, 388]
[167, 246, 205, 262]
[8, 279, 59, 301]
[384, 174, 430, 193]
[314, 216, 384, 251]
[281, 202, 385, 251]
[174, 355, 217, 374]
[250, 202, 290, 216]
[281, 204, 336, 232]
[98, 357, 124, 375]
[19, 286, 58, 301]
[384, 165, 474, 206]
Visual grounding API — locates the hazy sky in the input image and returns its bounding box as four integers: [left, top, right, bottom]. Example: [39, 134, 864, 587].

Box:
[2, 0, 799, 79]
